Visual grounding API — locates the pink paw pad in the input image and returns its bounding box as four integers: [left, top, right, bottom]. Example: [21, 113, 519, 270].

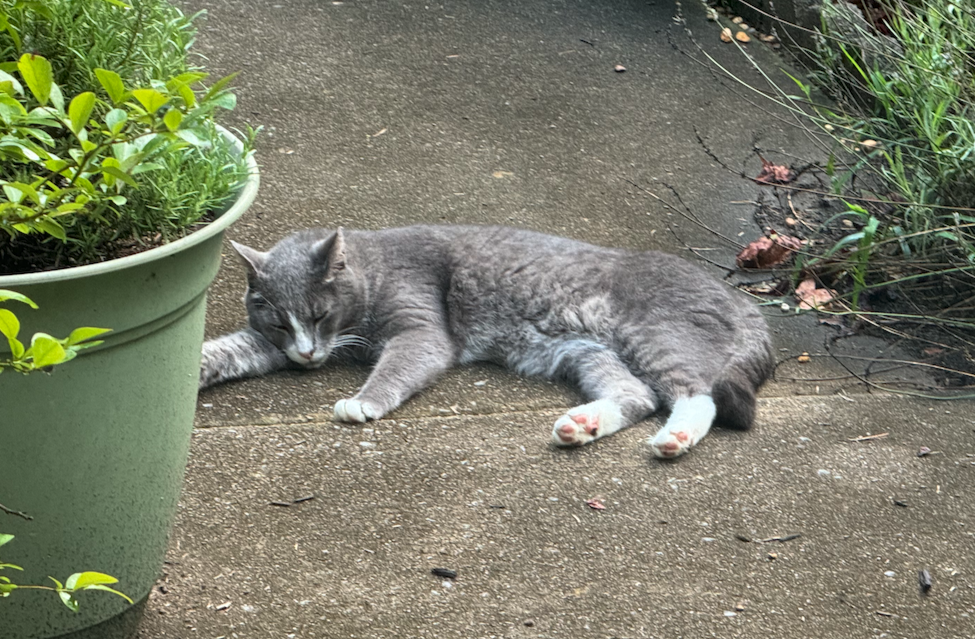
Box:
[657, 441, 680, 456]
[570, 412, 599, 435]
[557, 423, 578, 443]
[674, 431, 690, 443]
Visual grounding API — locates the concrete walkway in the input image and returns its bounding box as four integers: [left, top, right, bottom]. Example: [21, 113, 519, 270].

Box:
[137, 1, 975, 637]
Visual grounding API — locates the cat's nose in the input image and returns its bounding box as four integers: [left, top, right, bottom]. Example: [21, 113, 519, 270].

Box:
[298, 350, 314, 361]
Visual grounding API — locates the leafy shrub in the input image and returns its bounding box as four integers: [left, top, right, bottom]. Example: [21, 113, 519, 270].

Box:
[0, 0, 252, 273]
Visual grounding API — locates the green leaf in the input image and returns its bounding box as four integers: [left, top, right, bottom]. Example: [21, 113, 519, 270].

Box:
[68, 92, 96, 136]
[84, 584, 134, 604]
[28, 333, 67, 368]
[0, 289, 37, 307]
[0, 562, 23, 571]
[131, 88, 168, 114]
[100, 0, 132, 7]
[0, 534, 14, 548]
[59, 590, 79, 612]
[162, 107, 183, 132]
[105, 108, 127, 135]
[0, 582, 16, 596]
[0, 69, 23, 95]
[209, 92, 236, 111]
[49, 83, 64, 113]
[17, 54, 53, 105]
[66, 327, 111, 346]
[32, 216, 66, 240]
[66, 572, 119, 590]
[8, 336, 24, 359]
[95, 69, 125, 104]
[2, 16, 21, 52]
[3, 182, 40, 205]
[101, 166, 138, 187]
[0, 308, 21, 342]
[204, 72, 239, 102]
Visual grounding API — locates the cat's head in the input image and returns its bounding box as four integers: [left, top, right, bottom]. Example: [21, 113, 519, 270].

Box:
[231, 228, 359, 367]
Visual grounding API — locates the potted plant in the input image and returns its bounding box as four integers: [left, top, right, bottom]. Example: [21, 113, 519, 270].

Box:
[0, 1, 258, 637]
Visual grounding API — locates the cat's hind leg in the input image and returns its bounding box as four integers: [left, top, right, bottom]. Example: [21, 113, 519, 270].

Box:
[551, 348, 658, 447]
[647, 394, 716, 458]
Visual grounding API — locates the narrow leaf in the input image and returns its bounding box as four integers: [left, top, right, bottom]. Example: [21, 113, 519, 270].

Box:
[32, 217, 66, 240]
[101, 166, 138, 187]
[0, 534, 14, 548]
[84, 584, 134, 604]
[0, 290, 37, 308]
[203, 72, 239, 102]
[66, 327, 111, 346]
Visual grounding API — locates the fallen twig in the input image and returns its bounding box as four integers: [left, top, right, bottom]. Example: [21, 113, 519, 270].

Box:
[848, 432, 889, 442]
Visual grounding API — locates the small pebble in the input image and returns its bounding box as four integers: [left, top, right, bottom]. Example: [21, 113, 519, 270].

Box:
[724, 611, 737, 617]
[919, 569, 932, 593]
[917, 446, 932, 457]
[524, 619, 535, 627]
[359, 441, 377, 449]
[884, 570, 897, 578]
[614, 64, 626, 72]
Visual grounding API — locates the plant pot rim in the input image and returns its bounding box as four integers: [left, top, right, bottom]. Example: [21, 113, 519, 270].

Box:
[0, 125, 259, 287]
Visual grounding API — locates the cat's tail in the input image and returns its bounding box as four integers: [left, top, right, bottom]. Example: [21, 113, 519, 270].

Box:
[711, 313, 775, 431]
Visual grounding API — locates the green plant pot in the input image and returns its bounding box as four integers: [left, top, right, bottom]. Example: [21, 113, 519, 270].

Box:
[0, 131, 258, 639]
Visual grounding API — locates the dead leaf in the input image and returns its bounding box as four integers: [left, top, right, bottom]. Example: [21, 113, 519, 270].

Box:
[797, 352, 811, 363]
[586, 498, 606, 510]
[732, 16, 744, 24]
[740, 279, 788, 296]
[795, 278, 835, 310]
[735, 233, 803, 269]
[735, 31, 751, 43]
[720, 27, 733, 43]
[756, 156, 795, 184]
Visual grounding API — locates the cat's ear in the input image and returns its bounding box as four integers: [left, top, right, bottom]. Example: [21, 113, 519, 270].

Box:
[313, 228, 347, 283]
[231, 240, 268, 279]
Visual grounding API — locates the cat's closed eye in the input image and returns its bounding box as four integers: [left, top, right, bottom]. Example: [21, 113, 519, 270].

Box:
[314, 312, 329, 324]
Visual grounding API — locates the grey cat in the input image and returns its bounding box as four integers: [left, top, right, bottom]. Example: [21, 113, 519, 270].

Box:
[200, 225, 773, 458]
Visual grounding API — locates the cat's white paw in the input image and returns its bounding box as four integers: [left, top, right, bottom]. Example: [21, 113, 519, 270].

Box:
[552, 400, 623, 447]
[647, 429, 696, 458]
[647, 395, 716, 458]
[333, 398, 381, 423]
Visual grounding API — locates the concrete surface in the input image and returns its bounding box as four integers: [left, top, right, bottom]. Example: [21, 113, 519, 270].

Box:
[135, 0, 975, 637]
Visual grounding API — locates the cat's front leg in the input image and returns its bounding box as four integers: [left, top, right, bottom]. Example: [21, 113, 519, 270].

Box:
[333, 327, 455, 423]
[200, 328, 290, 389]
